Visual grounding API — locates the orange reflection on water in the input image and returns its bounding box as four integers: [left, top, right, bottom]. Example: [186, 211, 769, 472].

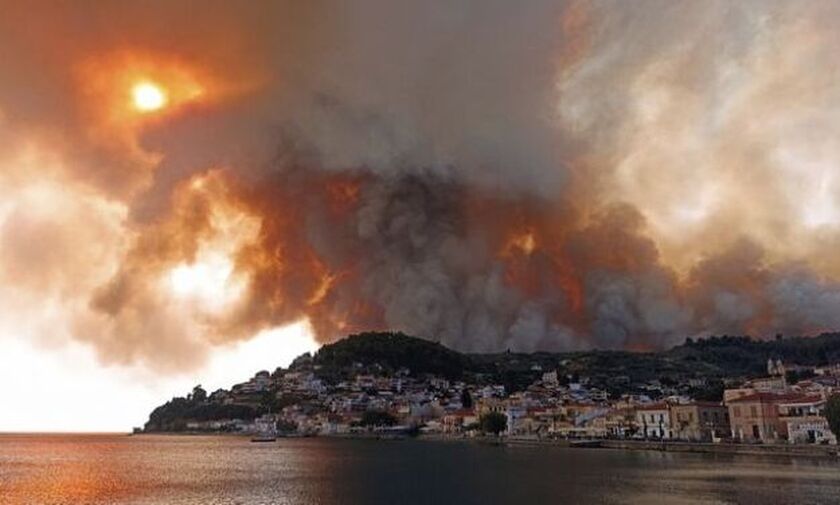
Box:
[1, 434, 137, 505]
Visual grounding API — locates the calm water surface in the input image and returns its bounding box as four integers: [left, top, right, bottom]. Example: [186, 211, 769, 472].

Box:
[2, 434, 840, 504]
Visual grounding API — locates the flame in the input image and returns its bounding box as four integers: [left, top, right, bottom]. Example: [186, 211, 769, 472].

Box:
[307, 271, 336, 306]
[503, 229, 538, 257]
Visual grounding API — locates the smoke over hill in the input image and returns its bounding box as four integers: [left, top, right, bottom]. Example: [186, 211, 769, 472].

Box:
[3, 1, 840, 371]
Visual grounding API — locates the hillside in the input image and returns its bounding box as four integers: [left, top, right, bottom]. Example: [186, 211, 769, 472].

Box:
[670, 333, 840, 372]
[145, 331, 840, 431]
[312, 331, 470, 381]
[306, 331, 840, 395]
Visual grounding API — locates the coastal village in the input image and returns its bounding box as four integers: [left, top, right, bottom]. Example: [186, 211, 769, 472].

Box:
[147, 334, 840, 447]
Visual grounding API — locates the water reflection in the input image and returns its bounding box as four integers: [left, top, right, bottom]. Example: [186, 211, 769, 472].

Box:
[1, 434, 840, 504]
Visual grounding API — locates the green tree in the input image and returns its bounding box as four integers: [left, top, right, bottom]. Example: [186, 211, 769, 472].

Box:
[259, 390, 280, 414]
[826, 395, 840, 440]
[360, 410, 398, 427]
[479, 412, 507, 436]
[786, 369, 816, 384]
[192, 385, 207, 402]
[690, 380, 724, 402]
[460, 389, 473, 409]
[276, 420, 298, 433]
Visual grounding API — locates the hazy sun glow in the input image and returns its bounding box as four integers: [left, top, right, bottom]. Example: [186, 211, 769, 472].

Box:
[132, 81, 167, 111]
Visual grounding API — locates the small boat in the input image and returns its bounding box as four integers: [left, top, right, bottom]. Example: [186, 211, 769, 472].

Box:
[251, 427, 278, 443]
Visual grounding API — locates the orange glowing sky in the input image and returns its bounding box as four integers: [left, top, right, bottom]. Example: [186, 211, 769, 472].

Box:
[3, 1, 840, 431]
[0, 5, 308, 431]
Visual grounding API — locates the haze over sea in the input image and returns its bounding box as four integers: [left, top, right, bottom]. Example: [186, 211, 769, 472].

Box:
[2, 434, 840, 505]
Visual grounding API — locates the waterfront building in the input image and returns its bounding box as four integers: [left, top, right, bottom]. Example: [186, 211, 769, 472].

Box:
[727, 393, 796, 443]
[505, 405, 530, 435]
[635, 403, 673, 439]
[605, 408, 638, 439]
[670, 402, 729, 442]
[777, 396, 837, 445]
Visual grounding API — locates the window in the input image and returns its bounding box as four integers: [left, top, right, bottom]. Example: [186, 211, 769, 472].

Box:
[733, 407, 741, 417]
[750, 406, 758, 417]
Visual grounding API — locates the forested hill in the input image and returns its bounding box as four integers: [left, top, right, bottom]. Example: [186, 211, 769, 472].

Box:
[669, 333, 840, 373]
[312, 332, 470, 381]
[310, 331, 840, 389]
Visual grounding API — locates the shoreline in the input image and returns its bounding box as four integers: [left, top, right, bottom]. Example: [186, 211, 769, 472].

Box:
[503, 436, 840, 459]
[135, 431, 840, 459]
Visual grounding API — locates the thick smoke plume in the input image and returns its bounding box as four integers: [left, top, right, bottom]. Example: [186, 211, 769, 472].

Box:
[3, 0, 840, 371]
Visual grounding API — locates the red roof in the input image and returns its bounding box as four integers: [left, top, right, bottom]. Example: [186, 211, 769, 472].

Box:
[636, 403, 669, 411]
[677, 401, 725, 408]
[775, 395, 825, 406]
[727, 393, 813, 404]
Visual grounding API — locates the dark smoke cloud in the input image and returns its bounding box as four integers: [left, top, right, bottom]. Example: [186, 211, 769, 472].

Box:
[2, 1, 840, 371]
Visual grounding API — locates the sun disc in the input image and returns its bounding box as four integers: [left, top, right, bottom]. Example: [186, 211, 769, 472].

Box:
[132, 82, 167, 111]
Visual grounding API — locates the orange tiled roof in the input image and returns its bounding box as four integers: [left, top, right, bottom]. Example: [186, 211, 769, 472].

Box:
[635, 403, 669, 411]
[726, 392, 813, 404]
[677, 401, 724, 408]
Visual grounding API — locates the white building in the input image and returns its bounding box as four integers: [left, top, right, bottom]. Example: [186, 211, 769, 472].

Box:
[635, 404, 673, 439]
[778, 397, 837, 445]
